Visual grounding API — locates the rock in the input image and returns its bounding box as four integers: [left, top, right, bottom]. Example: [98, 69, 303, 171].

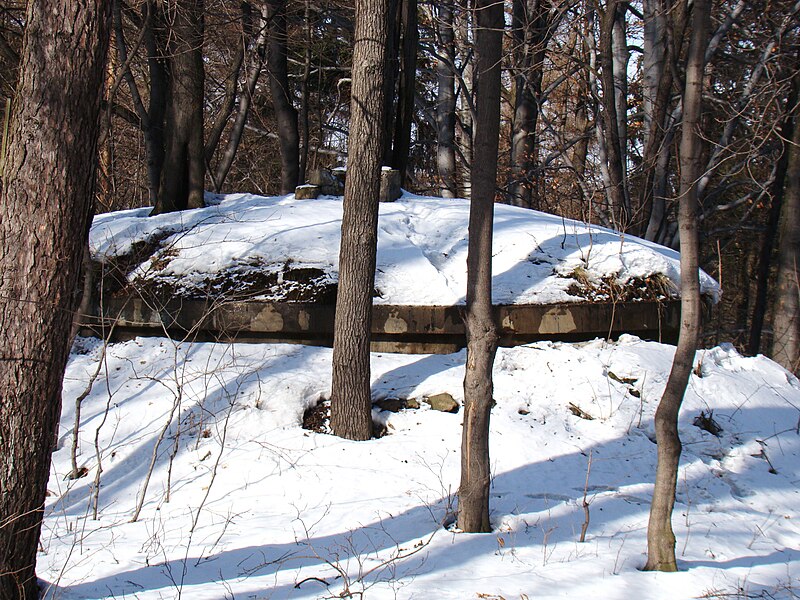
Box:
[375, 397, 421, 412]
[375, 398, 406, 413]
[309, 168, 344, 195]
[379, 167, 402, 202]
[295, 184, 320, 199]
[424, 392, 459, 413]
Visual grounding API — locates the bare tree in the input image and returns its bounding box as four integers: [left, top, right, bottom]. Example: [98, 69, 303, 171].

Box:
[771, 64, 800, 374]
[644, 0, 710, 572]
[0, 0, 109, 597]
[329, 0, 388, 440]
[509, 0, 558, 208]
[154, 0, 205, 213]
[435, 0, 457, 197]
[267, 0, 300, 194]
[457, 0, 503, 532]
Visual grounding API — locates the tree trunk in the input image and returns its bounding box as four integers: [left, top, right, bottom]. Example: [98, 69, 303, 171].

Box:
[0, 1, 109, 597]
[436, 0, 457, 198]
[455, 0, 473, 198]
[509, 0, 552, 209]
[298, 0, 312, 183]
[213, 6, 267, 192]
[457, 0, 502, 533]
[267, 0, 300, 194]
[771, 71, 800, 373]
[205, 30, 246, 166]
[644, 0, 709, 572]
[330, 0, 388, 440]
[598, 0, 630, 229]
[748, 64, 798, 356]
[389, 0, 418, 187]
[154, 0, 205, 214]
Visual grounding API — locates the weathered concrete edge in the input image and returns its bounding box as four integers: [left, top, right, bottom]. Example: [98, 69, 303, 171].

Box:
[80, 297, 680, 353]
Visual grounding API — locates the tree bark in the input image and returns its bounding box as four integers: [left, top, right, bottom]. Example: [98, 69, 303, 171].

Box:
[154, 0, 205, 214]
[457, 0, 502, 533]
[598, 0, 630, 229]
[267, 0, 300, 194]
[771, 70, 800, 374]
[389, 0, 418, 187]
[509, 0, 553, 209]
[0, 1, 109, 597]
[436, 0, 457, 198]
[748, 65, 798, 356]
[644, 0, 709, 572]
[330, 0, 388, 440]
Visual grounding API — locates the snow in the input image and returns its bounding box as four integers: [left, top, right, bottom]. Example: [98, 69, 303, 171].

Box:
[38, 194, 798, 599]
[41, 336, 800, 599]
[89, 192, 719, 304]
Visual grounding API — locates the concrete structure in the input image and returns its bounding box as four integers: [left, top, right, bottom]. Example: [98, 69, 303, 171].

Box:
[81, 296, 680, 353]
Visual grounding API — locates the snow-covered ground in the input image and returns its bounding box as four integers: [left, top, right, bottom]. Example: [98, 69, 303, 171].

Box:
[39, 194, 797, 599]
[42, 336, 800, 599]
[89, 193, 718, 304]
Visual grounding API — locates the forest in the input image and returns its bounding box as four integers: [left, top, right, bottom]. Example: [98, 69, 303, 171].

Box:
[1, 0, 798, 362]
[0, 0, 799, 597]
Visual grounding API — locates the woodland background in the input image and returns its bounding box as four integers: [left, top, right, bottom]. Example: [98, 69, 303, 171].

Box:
[2, 0, 798, 367]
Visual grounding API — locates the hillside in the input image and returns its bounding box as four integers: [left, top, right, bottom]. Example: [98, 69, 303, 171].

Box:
[37, 195, 799, 599]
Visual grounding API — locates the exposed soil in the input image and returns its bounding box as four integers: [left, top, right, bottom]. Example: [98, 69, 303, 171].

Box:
[302, 400, 331, 433]
[564, 271, 677, 303]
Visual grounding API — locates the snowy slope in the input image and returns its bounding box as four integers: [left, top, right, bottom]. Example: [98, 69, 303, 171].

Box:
[89, 193, 719, 305]
[41, 336, 800, 599]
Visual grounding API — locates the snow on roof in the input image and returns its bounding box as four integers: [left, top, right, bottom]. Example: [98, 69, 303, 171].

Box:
[89, 192, 719, 304]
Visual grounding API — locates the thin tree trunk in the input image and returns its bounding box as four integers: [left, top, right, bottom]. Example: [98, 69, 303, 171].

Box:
[748, 66, 798, 356]
[455, 0, 473, 198]
[436, 0, 457, 197]
[330, 0, 388, 440]
[213, 5, 268, 192]
[509, 0, 552, 209]
[0, 1, 109, 597]
[457, 0, 502, 533]
[644, 0, 710, 572]
[771, 71, 800, 373]
[154, 0, 205, 213]
[389, 0, 418, 187]
[267, 0, 300, 193]
[298, 0, 312, 183]
[598, 0, 629, 229]
[205, 34, 245, 164]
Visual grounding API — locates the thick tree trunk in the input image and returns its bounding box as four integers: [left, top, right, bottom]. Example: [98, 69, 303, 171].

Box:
[154, 0, 205, 214]
[0, 1, 109, 597]
[457, 0, 502, 533]
[436, 0, 457, 198]
[267, 0, 300, 194]
[330, 0, 388, 440]
[771, 76, 800, 374]
[644, 0, 709, 572]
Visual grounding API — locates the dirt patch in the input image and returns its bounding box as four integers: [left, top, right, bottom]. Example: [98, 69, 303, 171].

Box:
[564, 272, 677, 303]
[302, 399, 331, 433]
[99, 259, 338, 305]
[301, 399, 387, 438]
